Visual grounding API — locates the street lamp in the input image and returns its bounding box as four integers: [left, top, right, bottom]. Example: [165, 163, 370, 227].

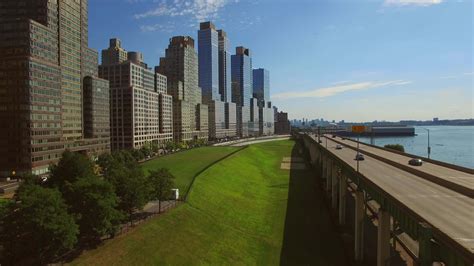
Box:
[422, 128, 431, 159]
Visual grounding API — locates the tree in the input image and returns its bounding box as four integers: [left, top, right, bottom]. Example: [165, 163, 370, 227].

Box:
[0, 183, 78, 264]
[140, 142, 153, 158]
[151, 141, 160, 154]
[148, 168, 175, 213]
[47, 151, 123, 241]
[384, 144, 405, 152]
[48, 150, 95, 189]
[98, 150, 150, 223]
[131, 148, 145, 161]
[67, 176, 123, 240]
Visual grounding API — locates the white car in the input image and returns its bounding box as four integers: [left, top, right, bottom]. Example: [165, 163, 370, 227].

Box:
[336, 144, 343, 149]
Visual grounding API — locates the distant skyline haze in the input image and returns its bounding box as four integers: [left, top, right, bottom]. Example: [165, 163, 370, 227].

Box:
[88, 0, 473, 121]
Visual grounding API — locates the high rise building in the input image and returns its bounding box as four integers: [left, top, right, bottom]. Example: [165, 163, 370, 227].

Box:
[157, 36, 208, 143]
[253, 68, 274, 135]
[217, 29, 237, 138]
[99, 39, 173, 150]
[275, 111, 291, 135]
[253, 68, 270, 104]
[198, 22, 227, 140]
[0, 0, 110, 177]
[231, 47, 253, 137]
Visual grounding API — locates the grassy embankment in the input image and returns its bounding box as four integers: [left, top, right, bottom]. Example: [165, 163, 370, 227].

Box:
[141, 146, 240, 197]
[73, 140, 346, 265]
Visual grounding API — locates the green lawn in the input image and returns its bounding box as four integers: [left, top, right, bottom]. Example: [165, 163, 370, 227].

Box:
[72, 140, 346, 265]
[141, 146, 240, 197]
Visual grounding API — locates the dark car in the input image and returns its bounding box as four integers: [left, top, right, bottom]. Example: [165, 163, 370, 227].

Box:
[408, 158, 423, 166]
[318, 140, 322, 143]
[355, 153, 365, 161]
[332, 135, 337, 138]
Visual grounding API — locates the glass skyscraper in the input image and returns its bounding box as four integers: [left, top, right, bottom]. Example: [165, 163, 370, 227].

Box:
[231, 47, 253, 107]
[231, 47, 253, 137]
[198, 22, 220, 101]
[218, 30, 232, 103]
[253, 68, 270, 106]
[198, 22, 236, 140]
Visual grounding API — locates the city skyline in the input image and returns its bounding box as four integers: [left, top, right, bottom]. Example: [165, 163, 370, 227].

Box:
[87, 0, 473, 121]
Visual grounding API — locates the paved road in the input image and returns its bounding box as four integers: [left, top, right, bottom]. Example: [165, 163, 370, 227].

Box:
[313, 135, 474, 257]
[325, 135, 474, 191]
[231, 136, 290, 147]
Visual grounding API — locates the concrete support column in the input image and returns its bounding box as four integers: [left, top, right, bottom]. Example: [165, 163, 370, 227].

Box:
[326, 160, 332, 193]
[354, 190, 365, 261]
[321, 156, 326, 179]
[418, 222, 433, 266]
[331, 165, 338, 210]
[377, 209, 391, 266]
[338, 175, 347, 225]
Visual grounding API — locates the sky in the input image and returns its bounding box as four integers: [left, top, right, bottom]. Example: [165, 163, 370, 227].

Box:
[88, 0, 473, 122]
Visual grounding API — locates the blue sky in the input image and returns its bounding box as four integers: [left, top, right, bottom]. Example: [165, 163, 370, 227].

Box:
[88, 0, 473, 121]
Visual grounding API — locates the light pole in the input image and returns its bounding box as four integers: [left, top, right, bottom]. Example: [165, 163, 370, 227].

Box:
[356, 133, 360, 172]
[422, 128, 431, 159]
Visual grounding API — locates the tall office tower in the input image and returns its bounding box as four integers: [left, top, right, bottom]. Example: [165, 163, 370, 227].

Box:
[231, 47, 253, 137]
[198, 22, 226, 140]
[0, 0, 110, 177]
[253, 68, 274, 135]
[101, 38, 128, 66]
[218, 29, 237, 138]
[253, 68, 270, 105]
[99, 39, 173, 150]
[157, 36, 208, 143]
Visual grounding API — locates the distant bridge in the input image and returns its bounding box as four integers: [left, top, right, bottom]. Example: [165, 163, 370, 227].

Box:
[296, 132, 473, 266]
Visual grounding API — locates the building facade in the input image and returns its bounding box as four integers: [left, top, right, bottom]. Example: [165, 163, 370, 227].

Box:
[99, 39, 173, 150]
[218, 29, 237, 138]
[157, 36, 208, 143]
[231, 46, 253, 137]
[253, 68, 274, 136]
[0, 0, 110, 177]
[275, 111, 291, 135]
[198, 22, 227, 140]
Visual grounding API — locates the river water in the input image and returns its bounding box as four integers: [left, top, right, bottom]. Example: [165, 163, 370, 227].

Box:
[353, 126, 474, 169]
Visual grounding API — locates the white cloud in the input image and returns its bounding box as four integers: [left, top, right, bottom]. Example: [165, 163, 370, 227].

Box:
[134, 0, 232, 22]
[384, 0, 443, 6]
[440, 72, 474, 79]
[139, 22, 175, 32]
[273, 80, 412, 100]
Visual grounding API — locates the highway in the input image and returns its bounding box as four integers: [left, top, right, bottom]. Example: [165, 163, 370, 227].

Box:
[324, 135, 474, 192]
[311, 135, 474, 258]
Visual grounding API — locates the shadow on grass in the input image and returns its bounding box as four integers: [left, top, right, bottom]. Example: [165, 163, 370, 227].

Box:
[279, 142, 347, 266]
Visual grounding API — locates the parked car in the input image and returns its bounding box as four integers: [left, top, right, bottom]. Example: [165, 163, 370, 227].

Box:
[332, 135, 337, 138]
[355, 153, 365, 161]
[408, 158, 423, 166]
[336, 144, 343, 150]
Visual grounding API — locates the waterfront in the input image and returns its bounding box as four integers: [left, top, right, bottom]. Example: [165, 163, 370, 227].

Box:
[354, 126, 474, 169]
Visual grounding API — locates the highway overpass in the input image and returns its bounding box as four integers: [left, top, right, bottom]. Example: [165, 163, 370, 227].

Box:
[296, 132, 473, 266]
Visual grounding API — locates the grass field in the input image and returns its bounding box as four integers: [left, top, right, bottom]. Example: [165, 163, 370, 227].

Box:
[141, 146, 240, 197]
[72, 140, 346, 265]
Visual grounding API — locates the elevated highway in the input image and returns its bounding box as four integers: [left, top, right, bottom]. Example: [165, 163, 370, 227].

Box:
[325, 134, 474, 197]
[297, 133, 474, 266]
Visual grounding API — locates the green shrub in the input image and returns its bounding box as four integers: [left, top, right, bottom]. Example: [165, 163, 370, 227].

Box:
[384, 144, 405, 152]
